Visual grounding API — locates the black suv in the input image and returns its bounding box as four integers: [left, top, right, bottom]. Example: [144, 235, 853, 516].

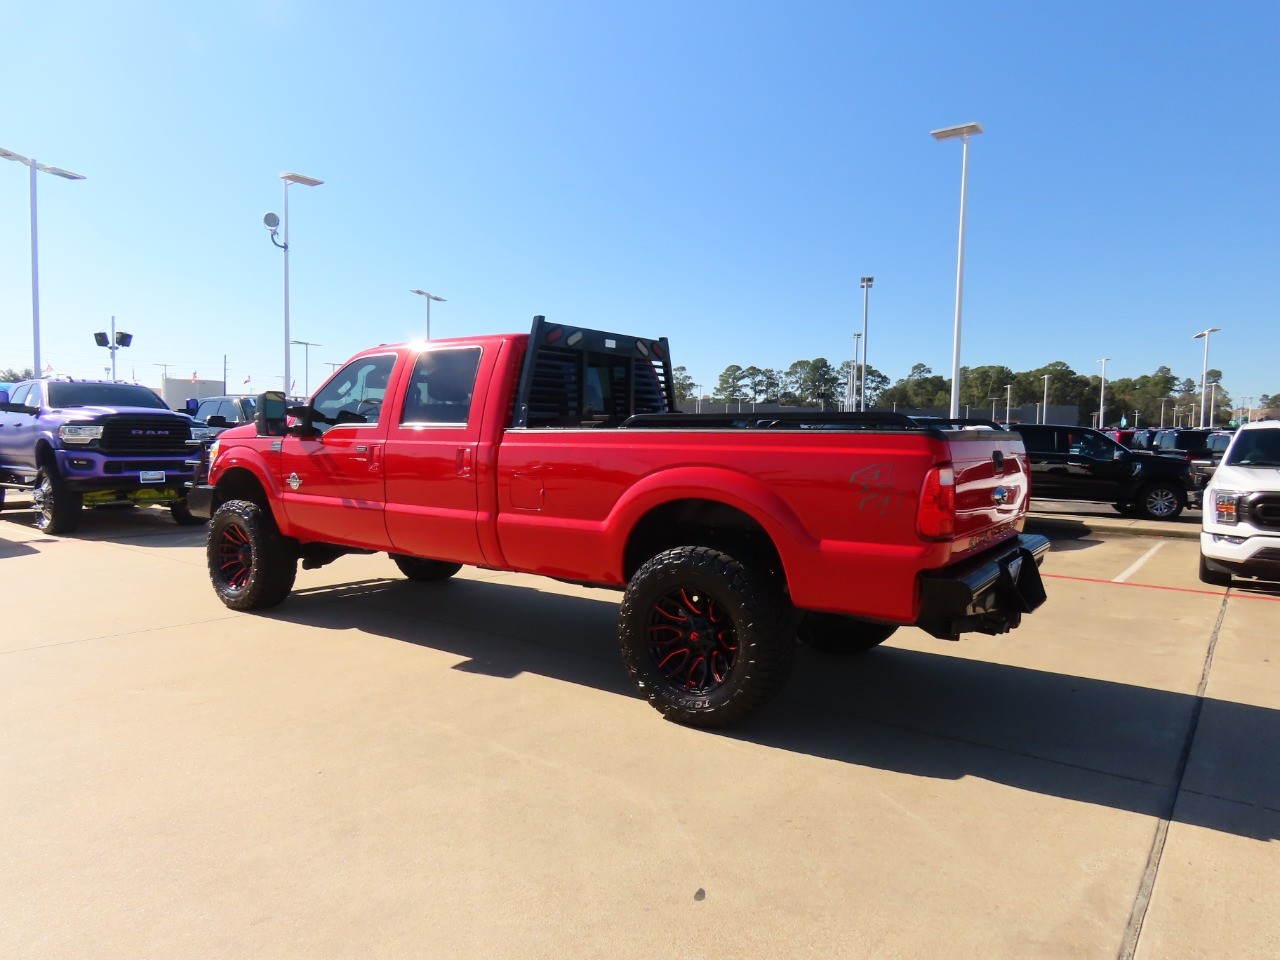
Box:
[1013, 424, 1199, 520]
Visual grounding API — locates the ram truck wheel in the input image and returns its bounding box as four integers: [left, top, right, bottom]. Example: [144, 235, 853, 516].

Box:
[392, 555, 463, 582]
[170, 498, 207, 526]
[33, 468, 83, 535]
[1137, 482, 1184, 521]
[799, 612, 898, 653]
[618, 546, 797, 727]
[207, 500, 298, 610]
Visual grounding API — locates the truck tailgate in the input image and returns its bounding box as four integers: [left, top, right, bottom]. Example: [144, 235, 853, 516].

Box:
[944, 429, 1030, 562]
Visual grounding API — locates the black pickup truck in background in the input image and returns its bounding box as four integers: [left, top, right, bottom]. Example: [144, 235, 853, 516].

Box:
[1011, 423, 1200, 520]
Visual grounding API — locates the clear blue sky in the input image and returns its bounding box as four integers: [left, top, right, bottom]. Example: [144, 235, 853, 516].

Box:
[2, 1, 1277, 403]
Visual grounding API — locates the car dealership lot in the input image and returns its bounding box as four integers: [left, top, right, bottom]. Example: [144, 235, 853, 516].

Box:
[1, 505, 1277, 960]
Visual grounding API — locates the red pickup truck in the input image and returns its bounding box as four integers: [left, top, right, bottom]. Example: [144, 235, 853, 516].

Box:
[190, 317, 1048, 726]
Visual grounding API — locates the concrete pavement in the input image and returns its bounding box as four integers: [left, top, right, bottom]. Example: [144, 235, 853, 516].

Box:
[1, 505, 1276, 959]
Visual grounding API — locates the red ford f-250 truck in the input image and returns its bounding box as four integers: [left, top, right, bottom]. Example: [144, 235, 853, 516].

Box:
[189, 316, 1048, 726]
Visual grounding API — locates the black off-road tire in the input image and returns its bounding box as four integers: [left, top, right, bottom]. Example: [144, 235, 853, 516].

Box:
[0, 487, 6, 511]
[392, 554, 462, 582]
[33, 468, 83, 535]
[618, 546, 797, 728]
[799, 612, 898, 654]
[207, 500, 298, 610]
[170, 498, 207, 526]
[1198, 553, 1233, 588]
[1137, 482, 1185, 521]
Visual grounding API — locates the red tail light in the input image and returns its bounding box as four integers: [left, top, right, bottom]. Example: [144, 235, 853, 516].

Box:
[917, 464, 956, 540]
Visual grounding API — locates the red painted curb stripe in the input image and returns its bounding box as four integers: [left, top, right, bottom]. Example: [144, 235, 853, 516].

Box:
[1042, 573, 1280, 602]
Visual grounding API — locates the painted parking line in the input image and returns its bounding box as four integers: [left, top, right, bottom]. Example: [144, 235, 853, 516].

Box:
[1112, 542, 1166, 583]
[1043, 573, 1280, 602]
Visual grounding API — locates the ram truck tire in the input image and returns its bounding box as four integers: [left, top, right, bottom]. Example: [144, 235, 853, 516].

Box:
[1137, 482, 1184, 521]
[207, 500, 298, 611]
[799, 612, 898, 653]
[392, 555, 463, 581]
[169, 498, 207, 526]
[33, 468, 83, 535]
[618, 545, 797, 728]
[1198, 553, 1233, 588]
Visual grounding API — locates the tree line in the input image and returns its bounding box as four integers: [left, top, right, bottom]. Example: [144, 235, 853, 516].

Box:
[674, 360, 1279, 427]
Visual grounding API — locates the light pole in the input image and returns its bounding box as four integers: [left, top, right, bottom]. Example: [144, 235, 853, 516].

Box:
[93, 317, 132, 381]
[1208, 381, 1218, 428]
[410, 289, 447, 339]
[1004, 383, 1012, 424]
[931, 122, 983, 419]
[849, 332, 862, 411]
[1192, 327, 1220, 428]
[1160, 396, 1171, 428]
[1041, 374, 1051, 423]
[988, 396, 998, 420]
[1, 147, 86, 377]
[858, 276, 874, 410]
[1097, 358, 1110, 429]
[289, 339, 322, 397]
[264, 172, 323, 397]
[692, 384, 703, 414]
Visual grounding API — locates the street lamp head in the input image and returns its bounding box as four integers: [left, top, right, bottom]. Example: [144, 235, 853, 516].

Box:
[94, 332, 109, 347]
[38, 165, 85, 180]
[263, 212, 280, 230]
[281, 172, 323, 187]
[860, 276, 874, 288]
[931, 122, 984, 141]
[1192, 327, 1221, 339]
[411, 289, 447, 302]
[0, 147, 33, 164]
[114, 331, 132, 348]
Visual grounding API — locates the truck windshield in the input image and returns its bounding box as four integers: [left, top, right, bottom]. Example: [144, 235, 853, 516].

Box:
[47, 382, 169, 410]
[1224, 431, 1280, 467]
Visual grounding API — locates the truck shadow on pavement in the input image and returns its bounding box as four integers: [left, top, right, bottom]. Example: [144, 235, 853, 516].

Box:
[266, 575, 1278, 842]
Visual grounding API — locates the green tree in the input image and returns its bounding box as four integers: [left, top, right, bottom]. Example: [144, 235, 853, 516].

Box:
[671, 365, 696, 403]
[713, 364, 748, 402]
[1, 367, 35, 381]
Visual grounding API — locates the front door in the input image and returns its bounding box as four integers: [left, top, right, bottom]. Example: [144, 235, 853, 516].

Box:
[277, 353, 398, 549]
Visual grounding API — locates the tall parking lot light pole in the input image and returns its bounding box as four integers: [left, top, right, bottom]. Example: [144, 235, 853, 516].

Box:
[1004, 383, 1012, 424]
[931, 122, 983, 419]
[1041, 374, 1051, 423]
[858, 276, 874, 410]
[264, 172, 323, 397]
[410, 289, 447, 339]
[1159, 396, 1170, 428]
[1097, 358, 1110, 429]
[849, 333, 862, 411]
[988, 396, 998, 420]
[1192, 327, 1220, 429]
[1, 147, 86, 377]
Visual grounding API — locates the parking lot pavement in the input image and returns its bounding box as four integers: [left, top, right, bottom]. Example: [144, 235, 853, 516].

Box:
[1, 506, 1277, 960]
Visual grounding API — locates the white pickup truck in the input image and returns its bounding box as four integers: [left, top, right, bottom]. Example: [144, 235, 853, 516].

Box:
[1199, 421, 1280, 586]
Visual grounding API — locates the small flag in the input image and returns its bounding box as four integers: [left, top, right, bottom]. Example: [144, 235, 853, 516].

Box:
[290, 380, 296, 393]
[243, 374, 251, 385]
[191, 371, 197, 383]
[43, 363, 53, 375]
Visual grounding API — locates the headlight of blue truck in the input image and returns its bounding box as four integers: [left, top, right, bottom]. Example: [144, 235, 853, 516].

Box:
[58, 424, 104, 444]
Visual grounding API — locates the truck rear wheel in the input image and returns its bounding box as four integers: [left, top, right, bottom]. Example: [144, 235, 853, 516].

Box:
[207, 500, 298, 610]
[33, 468, 82, 535]
[1137, 482, 1184, 521]
[799, 612, 898, 654]
[391, 555, 462, 581]
[618, 546, 797, 727]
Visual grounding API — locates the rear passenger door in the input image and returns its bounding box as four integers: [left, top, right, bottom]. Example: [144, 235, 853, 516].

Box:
[382, 346, 489, 566]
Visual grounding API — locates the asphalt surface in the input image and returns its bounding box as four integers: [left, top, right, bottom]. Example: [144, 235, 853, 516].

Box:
[1, 499, 1276, 960]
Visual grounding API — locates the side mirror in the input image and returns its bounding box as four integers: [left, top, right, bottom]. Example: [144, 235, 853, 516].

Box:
[206, 415, 229, 428]
[0, 389, 9, 404]
[184, 398, 199, 415]
[255, 391, 288, 437]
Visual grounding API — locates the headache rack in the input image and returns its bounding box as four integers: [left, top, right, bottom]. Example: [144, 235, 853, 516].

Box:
[513, 316, 677, 428]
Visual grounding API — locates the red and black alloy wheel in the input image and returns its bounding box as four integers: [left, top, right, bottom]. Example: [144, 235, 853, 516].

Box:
[205, 500, 298, 611]
[645, 587, 738, 695]
[215, 521, 254, 592]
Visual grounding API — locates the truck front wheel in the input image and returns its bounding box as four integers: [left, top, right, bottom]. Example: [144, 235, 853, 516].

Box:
[618, 546, 797, 727]
[799, 613, 898, 654]
[391, 555, 462, 581]
[207, 500, 298, 610]
[33, 468, 83, 535]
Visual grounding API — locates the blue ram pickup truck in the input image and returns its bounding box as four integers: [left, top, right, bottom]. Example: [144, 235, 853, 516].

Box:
[0, 378, 216, 534]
